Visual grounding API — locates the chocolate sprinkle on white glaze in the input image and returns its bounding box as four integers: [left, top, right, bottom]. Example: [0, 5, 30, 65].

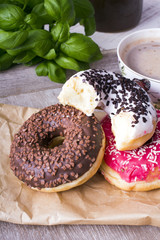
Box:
[74, 69, 156, 127]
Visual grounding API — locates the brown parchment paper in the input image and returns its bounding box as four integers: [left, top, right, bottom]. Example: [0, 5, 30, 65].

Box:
[1, 103, 160, 227]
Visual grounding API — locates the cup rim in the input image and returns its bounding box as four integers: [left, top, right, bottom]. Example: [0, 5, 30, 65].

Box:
[117, 28, 160, 84]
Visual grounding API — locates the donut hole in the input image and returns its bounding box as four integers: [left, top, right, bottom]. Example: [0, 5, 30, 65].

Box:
[48, 136, 65, 148]
[39, 129, 66, 149]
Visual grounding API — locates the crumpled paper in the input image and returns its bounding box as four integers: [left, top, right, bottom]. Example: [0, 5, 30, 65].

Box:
[1, 103, 160, 226]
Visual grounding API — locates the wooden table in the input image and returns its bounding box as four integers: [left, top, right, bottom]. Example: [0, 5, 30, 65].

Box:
[1, 0, 160, 239]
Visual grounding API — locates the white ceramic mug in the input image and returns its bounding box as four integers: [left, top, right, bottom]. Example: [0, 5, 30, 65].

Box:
[117, 28, 160, 103]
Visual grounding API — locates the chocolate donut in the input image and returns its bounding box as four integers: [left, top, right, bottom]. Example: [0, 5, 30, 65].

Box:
[10, 104, 105, 192]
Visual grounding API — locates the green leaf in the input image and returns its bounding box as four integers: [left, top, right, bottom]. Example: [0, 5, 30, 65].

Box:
[35, 60, 66, 83]
[0, 4, 25, 31]
[26, 0, 43, 9]
[0, 49, 5, 56]
[80, 16, 96, 36]
[51, 22, 70, 44]
[13, 50, 36, 63]
[29, 30, 53, 56]
[0, 52, 14, 71]
[32, 3, 53, 25]
[0, 0, 25, 8]
[9, 0, 30, 9]
[23, 0, 30, 10]
[44, 0, 75, 24]
[73, 0, 95, 19]
[43, 49, 56, 60]
[24, 13, 41, 29]
[77, 61, 90, 70]
[47, 61, 66, 83]
[0, 29, 28, 50]
[35, 61, 48, 76]
[60, 33, 102, 63]
[7, 29, 53, 57]
[72, 0, 96, 34]
[25, 4, 53, 29]
[25, 56, 42, 66]
[55, 53, 89, 71]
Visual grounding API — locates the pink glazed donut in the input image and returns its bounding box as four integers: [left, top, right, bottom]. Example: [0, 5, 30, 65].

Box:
[100, 109, 160, 191]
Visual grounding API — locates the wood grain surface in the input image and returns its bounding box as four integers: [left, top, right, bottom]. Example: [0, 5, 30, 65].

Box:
[0, 50, 118, 108]
[1, 223, 160, 240]
[1, 0, 160, 238]
[1, 50, 160, 240]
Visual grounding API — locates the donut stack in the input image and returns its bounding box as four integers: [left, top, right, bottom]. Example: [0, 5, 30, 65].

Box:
[10, 69, 159, 192]
[59, 69, 159, 191]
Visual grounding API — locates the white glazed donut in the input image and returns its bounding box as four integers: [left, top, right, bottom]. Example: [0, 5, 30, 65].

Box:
[58, 69, 157, 151]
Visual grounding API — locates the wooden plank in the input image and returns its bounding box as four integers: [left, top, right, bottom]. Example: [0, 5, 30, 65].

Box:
[1, 221, 160, 240]
[0, 64, 63, 98]
[0, 50, 119, 108]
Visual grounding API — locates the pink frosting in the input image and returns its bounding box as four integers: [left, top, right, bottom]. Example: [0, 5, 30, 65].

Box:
[101, 110, 160, 183]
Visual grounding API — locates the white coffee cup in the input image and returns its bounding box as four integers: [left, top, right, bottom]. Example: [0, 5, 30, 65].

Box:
[117, 28, 160, 103]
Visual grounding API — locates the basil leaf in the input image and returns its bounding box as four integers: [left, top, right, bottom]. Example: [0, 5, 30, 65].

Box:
[80, 16, 96, 36]
[75, 61, 90, 70]
[26, 0, 43, 9]
[72, 0, 96, 35]
[32, 3, 53, 25]
[29, 30, 53, 56]
[44, 0, 75, 24]
[0, 49, 6, 56]
[43, 49, 56, 60]
[0, 4, 25, 31]
[35, 61, 48, 76]
[25, 3, 54, 29]
[36, 60, 66, 83]
[51, 22, 70, 44]
[47, 61, 66, 83]
[7, 48, 24, 56]
[7, 0, 30, 9]
[60, 33, 102, 63]
[0, 29, 28, 50]
[23, 0, 30, 10]
[1, 0, 24, 8]
[25, 56, 42, 66]
[73, 0, 94, 19]
[0, 52, 14, 71]
[24, 13, 42, 29]
[13, 50, 36, 63]
[55, 53, 89, 71]
[7, 29, 53, 57]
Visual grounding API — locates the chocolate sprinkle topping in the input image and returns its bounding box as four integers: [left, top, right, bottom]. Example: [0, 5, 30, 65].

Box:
[10, 104, 103, 189]
[76, 69, 155, 127]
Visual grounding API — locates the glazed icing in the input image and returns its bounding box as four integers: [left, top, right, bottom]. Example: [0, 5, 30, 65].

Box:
[72, 70, 157, 144]
[58, 69, 157, 150]
[10, 104, 104, 189]
[101, 110, 160, 183]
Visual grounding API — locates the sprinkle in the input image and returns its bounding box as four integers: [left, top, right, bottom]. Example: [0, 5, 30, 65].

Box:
[102, 109, 160, 183]
[10, 104, 104, 189]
